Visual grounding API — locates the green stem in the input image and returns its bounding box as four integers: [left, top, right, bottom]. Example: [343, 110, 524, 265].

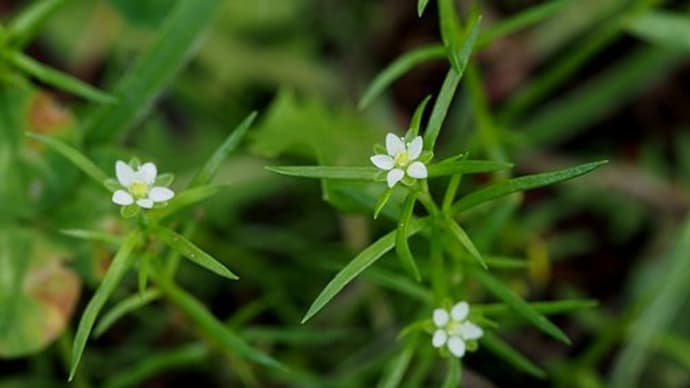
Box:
[442, 174, 462, 213]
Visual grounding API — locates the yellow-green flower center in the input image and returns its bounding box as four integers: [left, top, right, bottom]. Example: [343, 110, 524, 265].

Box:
[129, 181, 149, 199]
[394, 151, 409, 167]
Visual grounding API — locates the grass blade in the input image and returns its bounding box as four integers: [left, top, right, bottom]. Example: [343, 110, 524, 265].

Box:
[26, 133, 111, 190]
[427, 160, 513, 177]
[189, 111, 257, 187]
[358, 44, 445, 109]
[84, 0, 223, 143]
[94, 290, 161, 338]
[302, 218, 426, 323]
[395, 192, 422, 281]
[156, 277, 285, 370]
[5, 51, 115, 103]
[69, 230, 141, 381]
[266, 166, 379, 180]
[468, 266, 570, 344]
[481, 332, 546, 378]
[452, 161, 608, 214]
[445, 216, 486, 269]
[7, 0, 68, 49]
[154, 226, 238, 280]
[626, 10, 690, 51]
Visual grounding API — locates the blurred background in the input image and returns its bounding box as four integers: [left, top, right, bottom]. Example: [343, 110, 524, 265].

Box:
[1, 0, 689, 387]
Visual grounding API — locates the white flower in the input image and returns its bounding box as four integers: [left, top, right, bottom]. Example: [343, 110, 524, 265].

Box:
[431, 301, 483, 358]
[111, 160, 174, 209]
[370, 133, 428, 188]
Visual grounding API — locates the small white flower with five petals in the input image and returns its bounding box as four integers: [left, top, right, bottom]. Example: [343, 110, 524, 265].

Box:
[371, 133, 428, 188]
[111, 160, 175, 210]
[431, 301, 483, 358]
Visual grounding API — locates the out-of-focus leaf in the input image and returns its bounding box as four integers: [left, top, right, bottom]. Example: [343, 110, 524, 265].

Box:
[378, 338, 416, 388]
[481, 332, 546, 378]
[302, 218, 426, 323]
[7, 0, 68, 49]
[60, 229, 122, 246]
[477, 0, 569, 47]
[107, 0, 176, 28]
[441, 358, 461, 388]
[417, 0, 430, 17]
[445, 216, 486, 268]
[94, 290, 161, 337]
[150, 185, 222, 222]
[626, 10, 690, 51]
[70, 230, 140, 380]
[407, 95, 432, 138]
[267, 166, 379, 180]
[475, 299, 598, 316]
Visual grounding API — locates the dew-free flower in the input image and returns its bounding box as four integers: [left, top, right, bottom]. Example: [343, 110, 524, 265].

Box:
[111, 160, 174, 209]
[370, 133, 428, 188]
[431, 301, 483, 358]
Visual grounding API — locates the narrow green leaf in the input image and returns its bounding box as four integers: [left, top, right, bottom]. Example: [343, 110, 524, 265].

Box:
[358, 44, 445, 110]
[373, 188, 394, 220]
[483, 256, 528, 270]
[428, 160, 513, 177]
[26, 133, 111, 190]
[378, 339, 416, 388]
[7, 0, 68, 49]
[84, 0, 223, 143]
[477, 0, 568, 48]
[452, 161, 608, 214]
[60, 229, 122, 246]
[438, 0, 465, 72]
[70, 230, 141, 381]
[302, 218, 426, 323]
[94, 290, 161, 338]
[396, 192, 422, 281]
[156, 277, 285, 370]
[475, 299, 598, 316]
[417, 0, 430, 17]
[406, 95, 432, 138]
[103, 342, 207, 388]
[441, 358, 461, 388]
[154, 226, 238, 280]
[189, 111, 257, 188]
[266, 166, 379, 180]
[445, 216, 486, 269]
[626, 10, 690, 51]
[5, 51, 115, 103]
[468, 266, 570, 344]
[481, 332, 546, 378]
[423, 13, 481, 149]
[150, 185, 222, 222]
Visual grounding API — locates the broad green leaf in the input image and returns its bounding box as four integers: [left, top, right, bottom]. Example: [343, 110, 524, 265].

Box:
[406, 95, 432, 139]
[302, 218, 426, 323]
[626, 10, 690, 51]
[423, 13, 481, 149]
[445, 216, 486, 269]
[4, 51, 116, 103]
[94, 290, 161, 338]
[70, 230, 141, 381]
[427, 160, 513, 177]
[417, 0, 430, 17]
[475, 299, 598, 316]
[25, 133, 111, 190]
[150, 185, 222, 221]
[468, 266, 570, 344]
[7, 0, 68, 49]
[395, 192, 422, 281]
[189, 111, 257, 188]
[477, 0, 568, 48]
[102, 342, 207, 388]
[378, 338, 416, 388]
[84, 0, 223, 143]
[358, 45, 445, 109]
[156, 277, 284, 370]
[60, 229, 122, 246]
[481, 332, 546, 378]
[452, 161, 608, 214]
[266, 166, 379, 180]
[154, 226, 238, 280]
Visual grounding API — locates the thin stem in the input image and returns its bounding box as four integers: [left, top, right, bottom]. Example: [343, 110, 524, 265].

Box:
[417, 181, 440, 216]
[442, 174, 462, 213]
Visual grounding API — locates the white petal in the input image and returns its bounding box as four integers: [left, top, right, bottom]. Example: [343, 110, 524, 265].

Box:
[461, 322, 484, 340]
[385, 133, 405, 156]
[433, 309, 449, 327]
[386, 169, 404, 188]
[432, 330, 448, 348]
[451, 301, 469, 321]
[406, 161, 428, 179]
[149, 187, 174, 202]
[140, 162, 157, 184]
[115, 161, 135, 186]
[407, 136, 423, 160]
[370, 154, 395, 170]
[447, 336, 466, 358]
[136, 198, 154, 209]
[112, 190, 133, 206]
